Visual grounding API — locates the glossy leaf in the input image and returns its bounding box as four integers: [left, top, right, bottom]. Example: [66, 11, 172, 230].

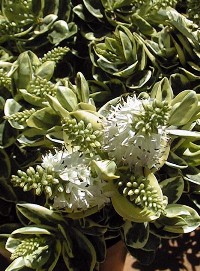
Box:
[27, 107, 61, 130]
[160, 176, 184, 204]
[123, 221, 149, 249]
[16, 203, 65, 226]
[157, 204, 200, 233]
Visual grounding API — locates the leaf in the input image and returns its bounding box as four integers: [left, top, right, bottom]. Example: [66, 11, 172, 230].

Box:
[183, 166, 200, 185]
[0, 121, 18, 147]
[34, 14, 58, 35]
[0, 179, 17, 202]
[131, 14, 156, 35]
[5, 257, 26, 271]
[56, 86, 78, 112]
[0, 149, 11, 179]
[157, 204, 200, 233]
[4, 99, 24, 129]
[123, 221, 149, 249]
[151, 77, 173, 102]
[76, 72, 90, 103]
[70, 110, 103, 130]
[160, 176, 184, 204]
[181, 141, 200, 166]
[119, 30, 134, 63]
[45, 240, 61, 271]
[8, 226, 52, 236]
[35, 61, 55, 80]
[46, 94, 70, 119]
[0, 199, 13, 216]
[83, 0, 103, 18]
[165, 151, 188, 169]
[86, 235, 106, 263]
[169, 90, 198, 126]
[19, 89, 44, 107]
[167, 129, 200, 138]
[12, 51, 39, 89]
[48, 21, 77, 45]
[16, 203, 65, 226]
[126, 70, 152, 89]
[27, 107, 61, 130]
[91, 160, 119, 181]
[62, 227, 96, 271]
[141, 232, 161, 252]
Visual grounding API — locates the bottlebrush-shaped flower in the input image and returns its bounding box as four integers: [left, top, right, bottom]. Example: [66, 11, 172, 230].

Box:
[11, 149, 111, 214]
[102, 95, 170, 170]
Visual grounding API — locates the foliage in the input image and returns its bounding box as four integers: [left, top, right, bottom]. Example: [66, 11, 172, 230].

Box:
[0, 1, 200, 270]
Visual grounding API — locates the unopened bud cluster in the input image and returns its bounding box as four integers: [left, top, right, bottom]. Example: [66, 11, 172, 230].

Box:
[117, 174, 165, 214]
[11, 236, 47, 260]
[0, 69, 12, 89]
[62, 118, 102, 153]
[41, 46, 70, 64]
[0, 20, 22, 35]
[28, 76, 57, 98]
[132, 100, 170, 135]
[11, 165, 61, 197]
[5, 108, 36, 125]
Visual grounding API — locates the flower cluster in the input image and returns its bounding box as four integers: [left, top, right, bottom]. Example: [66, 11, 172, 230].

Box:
[102, 96, 170, 170]
[12, 150, 111, 213]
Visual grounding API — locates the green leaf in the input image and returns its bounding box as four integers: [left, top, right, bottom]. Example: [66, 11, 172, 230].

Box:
[16, 203, 65, 226]
[46, 94, 70, 119]
[4, 99, 25, 129]
[0, 149, 11, 179]
[76, 72, 90, 103]
[12, 52, 40, 89]
[141, 233, 161, 252]
[167, 129, 200, 138]
[0, 121, 18, 147]
[151, 77, 173, 102]
[5, 257, 26, 271]
[45, 240, 61, 271]
[181, 141, 200, 166]
[165, 151, 188, 169]
[34, 14, 58, 35]
[56, 86, 78, 112]
[160, 176, 184, 204]
[183, 166, 200, 185]
[131, 14, 156, 35]
[123, 221, 149, 249]
[86, 235, 106, 263]
[83, 0, 103, 18]
[126, 70, 152, 89]
[27, 107, 61, 130]
[35, 61, 55, 80]
[91, 160, 119, 181]
[19, 89, 44, 107]
[0, 179, 17, 202]
[157, 204, 200, 233]
[169, 90, 198, 126]
[48, 21, 77, 45]
[8, 226, 52, 237]
[62, 227, 96, 271]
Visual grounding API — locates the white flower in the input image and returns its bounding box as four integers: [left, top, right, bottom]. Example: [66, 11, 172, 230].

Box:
[102, 95, 170, 170]
[42, 150, 110, 212]
[42, 149, 68, 172]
